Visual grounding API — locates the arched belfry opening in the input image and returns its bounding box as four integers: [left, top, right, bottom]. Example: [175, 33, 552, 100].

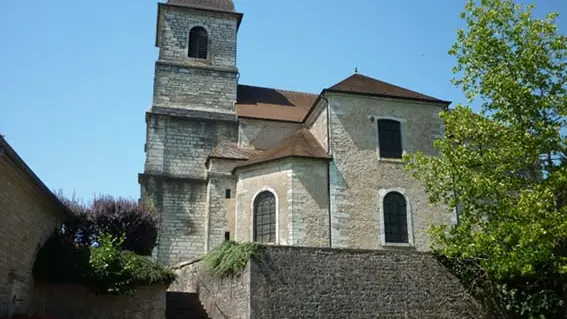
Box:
[188, 27, 208, 59]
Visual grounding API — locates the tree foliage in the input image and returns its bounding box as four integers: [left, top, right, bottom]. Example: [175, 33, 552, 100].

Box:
[34, 232, 175, 295]
[89, 234, 175, 295]
[59, 195, 158, 256]
[405, 0, 567, 317]
[34, 195, 168, 295]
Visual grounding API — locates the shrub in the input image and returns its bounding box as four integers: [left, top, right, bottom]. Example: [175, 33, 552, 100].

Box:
[90, 196, 158, 256]
[204, 241, 263, 278]
[59, 195, 158, 255]
[33, 231, 175, 295]
[89, 234, 175, 295]
[58, 196, 94, 246]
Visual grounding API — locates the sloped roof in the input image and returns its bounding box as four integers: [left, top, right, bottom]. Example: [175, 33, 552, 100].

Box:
[328, 74, 450, 105]
[235, 85, 318, 123]
[0, 135, 74, 219]
[209, 143, 263, 160]
[233, 129, 331, 172]
[235, 74, 450, 123]
[167, 0, 235, 12]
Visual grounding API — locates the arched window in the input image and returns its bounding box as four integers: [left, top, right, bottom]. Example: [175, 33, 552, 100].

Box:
[253, 191, 276, 243]
[383, 192, 408, 243]
[188, 26, 208, 59]
[378, 119, 402, 159]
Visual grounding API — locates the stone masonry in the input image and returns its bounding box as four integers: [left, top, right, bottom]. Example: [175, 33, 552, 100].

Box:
[249, 247, 483, 318]
[30, 283, 166, 319]
[142, 2, 242, 265]
[307, 101, 329, 151]
[0, 137, 69, 316]
[235, 161, 292, 244]
[326, 93, 450, 250]
[238, 118, 302, 150]
[154, 4, 240, 113]
[143, 0, 454, 267]
[174, 246, 484, 319]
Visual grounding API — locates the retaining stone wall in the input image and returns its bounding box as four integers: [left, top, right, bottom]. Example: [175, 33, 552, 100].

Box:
[30, 283, 166, 319]
[249, 246, 483, 318]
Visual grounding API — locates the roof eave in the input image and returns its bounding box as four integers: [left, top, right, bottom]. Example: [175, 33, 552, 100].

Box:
[237, 114, 303, 124]
[0, 136, 74, 220]
[159, 2, 244, 30]
[302, 89, 328, 124]
[325, 89, 452, 107]
[205, 155, 249, 167]
[232, 155, 332, 174]
[155, 3, 162, 47]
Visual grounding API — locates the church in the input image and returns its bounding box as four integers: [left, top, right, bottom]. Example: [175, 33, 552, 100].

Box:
[140, 0, 453, 266]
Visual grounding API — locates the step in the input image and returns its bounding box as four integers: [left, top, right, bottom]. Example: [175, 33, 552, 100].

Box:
[166, 292, 209, 319]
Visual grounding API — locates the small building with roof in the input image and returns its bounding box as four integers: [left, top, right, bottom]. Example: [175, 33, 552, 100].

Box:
[0, 136, 72, 316]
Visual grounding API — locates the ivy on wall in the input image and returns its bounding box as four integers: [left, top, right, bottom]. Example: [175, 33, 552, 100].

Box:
[204, 241, 264, 278]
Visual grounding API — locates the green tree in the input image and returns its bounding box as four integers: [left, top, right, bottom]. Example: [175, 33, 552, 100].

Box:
[405, 0, 567, 317]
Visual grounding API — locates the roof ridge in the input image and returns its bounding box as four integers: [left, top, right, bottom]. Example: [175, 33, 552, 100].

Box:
[328, 73, 450, 104]
[233, 129, 330, 172]
[357, 74, 436, 98]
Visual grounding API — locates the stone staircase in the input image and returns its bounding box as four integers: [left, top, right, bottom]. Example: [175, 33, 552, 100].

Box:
[166, 291, 210, 319]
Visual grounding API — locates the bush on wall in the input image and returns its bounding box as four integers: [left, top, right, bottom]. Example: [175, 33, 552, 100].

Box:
[34, 231, 175, 295]
[89, 234, 174, 295]
[34, 195, 173, 295]
[204, 241, 264, 278]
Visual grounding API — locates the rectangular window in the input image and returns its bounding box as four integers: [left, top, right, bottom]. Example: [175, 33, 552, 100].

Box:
[378, 119, 403, 159]
[225, 189, 231, 199]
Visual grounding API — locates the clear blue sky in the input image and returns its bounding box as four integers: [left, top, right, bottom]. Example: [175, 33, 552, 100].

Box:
[1, 0, 565, 201]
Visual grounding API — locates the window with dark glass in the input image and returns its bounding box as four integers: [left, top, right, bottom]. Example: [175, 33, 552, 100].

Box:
[378, 119, 403, 159]
[188, 26, 208, 59]
[383, 192, 408, 243]
[253, 191, 276, 243]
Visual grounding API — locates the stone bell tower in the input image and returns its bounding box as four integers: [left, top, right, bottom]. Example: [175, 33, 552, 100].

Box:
[140, 0, 243, 266]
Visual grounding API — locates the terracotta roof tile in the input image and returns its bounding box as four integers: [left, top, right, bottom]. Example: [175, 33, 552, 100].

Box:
[235, 74, 449, 123]
[209, 143, 263, 160]
[234, 129, 330, 171]
[328, 73, 450, 105]
[167, 0, 235, 12]
[236, 85, 318, 123]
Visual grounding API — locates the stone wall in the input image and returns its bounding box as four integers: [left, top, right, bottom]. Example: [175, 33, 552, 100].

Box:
[0, 152, 63, 316]
[235, 161, 292, 244]
[153, 63, 238, 113]
[327, 93, 450, 250]
[30, 283, 166, 319]
[206, 158, 241, 245]
[248, 246, 482, 318]
[141, 175, 207, 266]
[158, 5, 239, 69]
[206, 175, 237, 251]
[154, 4, 239, 113]
[171, 259, 250, 319]
[175, 246, 482, 318]
[238, 118, 302, 150]
[290, 158, 329, 247]
[234, 158, 331, 247]
[198, 266, 251, 319]
[144, 114, 238, 179]
[307, 102, 328, 151]
[142, 114, 238, 265]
